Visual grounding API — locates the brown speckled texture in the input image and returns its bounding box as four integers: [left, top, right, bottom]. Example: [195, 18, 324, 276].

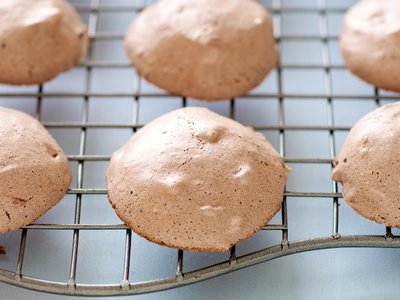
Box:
[124, 0, 278, 101]
[340, 0, 400, 92]
[0, 0, 88, 85]
[332, 102, 400, 227]
[107, 107, 288, 252]
[0, 107, 72, 234]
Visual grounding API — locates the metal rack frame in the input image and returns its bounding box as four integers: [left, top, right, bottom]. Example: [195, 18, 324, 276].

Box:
[0, 0, 399, 296]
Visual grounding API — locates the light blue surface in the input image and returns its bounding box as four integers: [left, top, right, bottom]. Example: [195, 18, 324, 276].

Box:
[1, 0, 400, 299]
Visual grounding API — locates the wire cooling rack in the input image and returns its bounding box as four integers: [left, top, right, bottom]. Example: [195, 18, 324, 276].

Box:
[1, 0, 400, 297]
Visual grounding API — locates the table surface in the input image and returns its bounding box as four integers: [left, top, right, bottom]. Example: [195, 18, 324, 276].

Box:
[1, 0, 400, 299]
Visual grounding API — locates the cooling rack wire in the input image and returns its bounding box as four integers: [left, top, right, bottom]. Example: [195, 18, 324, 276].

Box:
[0, 0, 400, 297]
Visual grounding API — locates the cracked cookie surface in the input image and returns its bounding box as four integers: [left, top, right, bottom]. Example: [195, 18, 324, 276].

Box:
[333, 102, 400, 227]
[0, 107, 71, 233]
[107, 107, 288, 252]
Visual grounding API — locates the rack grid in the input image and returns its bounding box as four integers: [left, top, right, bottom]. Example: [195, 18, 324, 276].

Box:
[0, 0, 400, 297]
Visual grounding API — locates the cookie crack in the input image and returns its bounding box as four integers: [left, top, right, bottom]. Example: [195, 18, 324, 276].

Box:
[0, 195, 28, 203]
[3, 210, 10, 220]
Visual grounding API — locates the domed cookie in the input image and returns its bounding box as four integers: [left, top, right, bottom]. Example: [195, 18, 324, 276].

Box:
[333, 102, 400, 227]
[107, 107, 288, 252]
[0, 0, 88, 85]
[340, 0, 400, 92]
[0, 108, 72, 233]
[124, 0, 278, 101]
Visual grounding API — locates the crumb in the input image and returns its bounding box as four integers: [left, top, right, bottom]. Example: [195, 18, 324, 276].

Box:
[0, 246, 5, 256]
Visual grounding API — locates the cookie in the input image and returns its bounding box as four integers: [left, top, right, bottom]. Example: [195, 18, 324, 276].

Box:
[124, 0, 278, 101]
[340, 0, 400, 92]
[0, 0, 88, 85]
[332, 102, 400, 227]
[107, 107, 288, 252]
[0, 108, 72, 233]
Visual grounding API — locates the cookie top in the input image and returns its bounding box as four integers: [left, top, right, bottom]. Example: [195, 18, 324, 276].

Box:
[0, 108, 71, 233]
[124, 0, 278, 101]
[340, 0, 400, 92]
[107, 107, 288, 252]
[332, 102, 400, 227]
[0, 0, 88, 85]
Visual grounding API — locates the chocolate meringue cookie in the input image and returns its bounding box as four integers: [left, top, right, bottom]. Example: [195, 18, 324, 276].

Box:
[0, 107, 71, 233]
[0, 0, 88, 85]
[340, 0, 400, 92]
[107, 107, 288, 252]
[333, 102, 400, 227]
[124, 0, 278, 101]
